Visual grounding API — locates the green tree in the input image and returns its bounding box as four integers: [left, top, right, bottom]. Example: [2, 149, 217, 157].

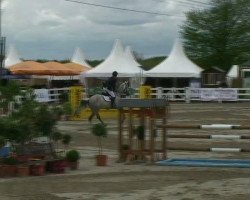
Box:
[34, 104, 57, 136]
[0, 81, 21, 112]
[181, 0, 250, 70]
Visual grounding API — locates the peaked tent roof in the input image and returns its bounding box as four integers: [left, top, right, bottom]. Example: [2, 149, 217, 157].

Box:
[227, 65, 239, 78]
[82, 39, 144, 78]
[4, 45, 22, 68]
[145, 39, 203, 78]
[124, 46, 142, 68]
[71, 47, 92, 68]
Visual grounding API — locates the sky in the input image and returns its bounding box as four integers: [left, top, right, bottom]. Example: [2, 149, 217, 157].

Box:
[1, 0, 210, 60]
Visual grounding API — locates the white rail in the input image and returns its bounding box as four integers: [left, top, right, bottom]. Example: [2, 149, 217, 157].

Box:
[48, 87, 250, 103]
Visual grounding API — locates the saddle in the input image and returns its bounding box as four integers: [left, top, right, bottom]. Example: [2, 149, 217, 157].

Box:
[101, 92, 111, 102]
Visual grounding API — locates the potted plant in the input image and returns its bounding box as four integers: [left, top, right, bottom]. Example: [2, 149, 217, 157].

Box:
[52, 130, 63, 154]
[2, 156, 18, 177]
[62, 134, 72, 152]
[66, 149, 80, 170]
[17, 163, 30, 177]
[91, 123, 108, 166]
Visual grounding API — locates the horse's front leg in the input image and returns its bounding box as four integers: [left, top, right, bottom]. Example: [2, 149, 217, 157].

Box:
[88, 112, 95, 122]
[96, 113, 106, 126]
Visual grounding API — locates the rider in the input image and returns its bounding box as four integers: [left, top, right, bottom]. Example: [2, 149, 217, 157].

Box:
[104, 71, 118, 108]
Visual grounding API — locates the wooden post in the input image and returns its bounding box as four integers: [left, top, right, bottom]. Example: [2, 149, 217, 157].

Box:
[118, 109, 123, 161]
[128, 108, 133, 151]
[150, 116, 155, 164]
[139, 108, 145, 160]
[162, 107, 167, 159]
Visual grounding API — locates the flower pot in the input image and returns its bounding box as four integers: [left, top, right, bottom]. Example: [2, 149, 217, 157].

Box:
[67, 161, 79, 170]
[17, 165, 30, 177]
[49, 160, 66, 173]
[96, 155, 108, 166]
[2, 165, 17, 177]
[0, 165, 3, 177]
[30, 164, 45, 176]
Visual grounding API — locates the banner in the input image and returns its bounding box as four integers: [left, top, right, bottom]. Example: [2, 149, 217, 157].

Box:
[200, 88, 237, 101]
[34, 89, 50, 102]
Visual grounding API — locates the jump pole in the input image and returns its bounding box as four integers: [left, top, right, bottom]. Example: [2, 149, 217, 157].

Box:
[168, 147, 250, 152]
[157, 124, 250, 129]
[168, 134, 250, 139]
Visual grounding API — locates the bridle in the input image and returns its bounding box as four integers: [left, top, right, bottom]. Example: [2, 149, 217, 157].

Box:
[117, 81, 129, 97]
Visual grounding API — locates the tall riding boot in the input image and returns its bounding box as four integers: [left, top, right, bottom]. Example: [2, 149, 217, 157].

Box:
[111, 97, 116, 108]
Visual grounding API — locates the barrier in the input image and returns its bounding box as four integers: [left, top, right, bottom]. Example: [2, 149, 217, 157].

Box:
[158, 124, 250, 129]
[156, 123, 250, 155]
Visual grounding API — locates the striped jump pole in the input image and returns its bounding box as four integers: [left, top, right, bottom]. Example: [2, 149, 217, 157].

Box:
[157, 124, 250, 129]
[168, 134, 250, 139]
[168, 147, 250, 153]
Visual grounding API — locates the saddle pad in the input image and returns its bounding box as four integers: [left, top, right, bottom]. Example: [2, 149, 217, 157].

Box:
[102, 95, 111, 101]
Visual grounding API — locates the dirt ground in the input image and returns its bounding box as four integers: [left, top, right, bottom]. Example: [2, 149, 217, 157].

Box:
[1, 102, 250, 200]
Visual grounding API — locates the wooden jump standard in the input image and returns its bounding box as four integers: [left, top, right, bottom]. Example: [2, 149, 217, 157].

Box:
[116, 98, 168, 163]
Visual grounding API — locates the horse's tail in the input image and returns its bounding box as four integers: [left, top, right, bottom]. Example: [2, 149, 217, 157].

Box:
[74, 99, 89, 116]
[81, 99, 89, 107]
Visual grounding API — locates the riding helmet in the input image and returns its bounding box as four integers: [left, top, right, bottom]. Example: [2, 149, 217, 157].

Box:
[112, 71, 118, 76]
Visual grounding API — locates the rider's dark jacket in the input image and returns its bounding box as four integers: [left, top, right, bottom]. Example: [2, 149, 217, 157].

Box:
[106, 76, 117, 91]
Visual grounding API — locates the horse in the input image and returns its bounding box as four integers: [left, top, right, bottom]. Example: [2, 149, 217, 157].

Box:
[76, 81, 129, 125]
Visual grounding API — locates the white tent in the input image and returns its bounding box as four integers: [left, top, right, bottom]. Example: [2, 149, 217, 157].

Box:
[227, 65, 239, 79]
[82, 39, 144, 78]
[145, 39, 203, 78]
[4, 44, 22, 68]
[71, 47, 92, 68]
[124, 46, 145, 87]
[226, 65, 239, 87]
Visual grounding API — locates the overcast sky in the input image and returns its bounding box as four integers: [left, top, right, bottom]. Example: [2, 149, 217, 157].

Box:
[2, 0, 209, 60]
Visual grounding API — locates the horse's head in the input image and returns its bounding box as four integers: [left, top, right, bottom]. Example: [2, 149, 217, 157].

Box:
[117, 81, 129, 97]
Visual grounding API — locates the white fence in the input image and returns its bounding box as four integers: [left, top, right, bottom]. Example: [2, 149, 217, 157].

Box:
[37, 87, 250, 103]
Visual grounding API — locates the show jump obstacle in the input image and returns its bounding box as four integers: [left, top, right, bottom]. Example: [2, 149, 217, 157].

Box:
[155, 124, 250, 167]
[116, 99, 250, 163]
[116, 98, 168, 163]
[157, 124, 250, 153]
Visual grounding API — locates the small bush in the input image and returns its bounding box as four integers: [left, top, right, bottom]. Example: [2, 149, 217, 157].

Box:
[66, 150, 80, 162]
[3, 157, 19, 165]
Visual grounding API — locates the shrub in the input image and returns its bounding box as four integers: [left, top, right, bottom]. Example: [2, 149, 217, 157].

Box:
[66, 150, 80, 162]
[3, 157, 19, 165]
